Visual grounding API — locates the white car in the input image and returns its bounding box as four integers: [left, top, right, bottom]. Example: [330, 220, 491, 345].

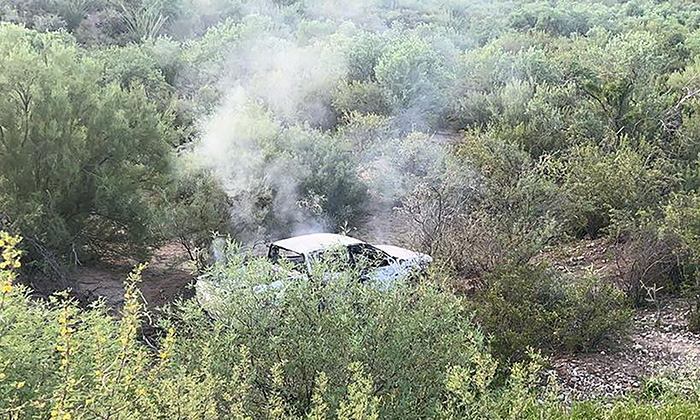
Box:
[261, 233, 433, 291]
[196, 233, 432, 307]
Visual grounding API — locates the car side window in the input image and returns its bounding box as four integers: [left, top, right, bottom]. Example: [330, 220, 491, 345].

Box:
[350, 244, 392, 269]
[269, 246, 305, 270]
[309, 246, 352, 273]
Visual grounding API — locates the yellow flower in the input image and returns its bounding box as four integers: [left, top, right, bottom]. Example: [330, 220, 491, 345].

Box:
[1, 284, 11, 293]
[15, 381, 25, 389]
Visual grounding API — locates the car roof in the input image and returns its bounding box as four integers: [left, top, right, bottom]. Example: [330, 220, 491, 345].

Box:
[271, 233, 365, 255]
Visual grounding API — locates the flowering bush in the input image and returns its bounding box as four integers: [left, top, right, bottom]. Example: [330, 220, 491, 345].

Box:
[1, 232, 698, 419]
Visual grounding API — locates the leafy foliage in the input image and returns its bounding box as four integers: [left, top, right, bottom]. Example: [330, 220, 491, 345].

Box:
[196, 243, 491, 418]
[473, 264, 631, 361]
[0, 25, 175, 270]
[5, 0, 700, 416]
[1, 234, 698, 419]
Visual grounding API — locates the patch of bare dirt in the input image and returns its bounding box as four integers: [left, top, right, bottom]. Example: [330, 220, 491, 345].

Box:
[537, 237, 621, 280]
[552, 298, 700, 401]
[536, 238, 700, 401]
[72, 243, 195, 311]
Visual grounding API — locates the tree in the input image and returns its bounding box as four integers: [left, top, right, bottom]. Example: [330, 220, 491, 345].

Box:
[0, 24, 176, 274]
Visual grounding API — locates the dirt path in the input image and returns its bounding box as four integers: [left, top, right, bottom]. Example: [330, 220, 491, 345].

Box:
[72, 243, 195, 311]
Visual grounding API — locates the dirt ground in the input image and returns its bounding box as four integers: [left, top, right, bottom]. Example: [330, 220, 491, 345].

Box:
[551, 297, 700, 401]
[542, 238, 700, 401]
[71, 243, 195, 311]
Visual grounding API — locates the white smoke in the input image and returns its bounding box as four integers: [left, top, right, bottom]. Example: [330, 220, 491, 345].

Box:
[193, 20, 352, 242]
[188, 0, 466, 244]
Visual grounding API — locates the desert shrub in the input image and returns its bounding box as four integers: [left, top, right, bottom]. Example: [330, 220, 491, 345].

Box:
[343, 31, 388, 82]
[451, 36, 557, 129]
[508, 2, 601, 36]
[0, 25, 177, 272]
[548, 141, 674, 238]
[194, 243, 493, 419]
[612, 221, 682, 307]
[160, 160, 232, 266]
[189, 97, 370, 244]
[559, 275, 632, 351]
[400, 132, 563, 278]
[336, 112, 393, 154]
[375, 32, 456, 131]
[277, 127, 370, 230]
[95, 41, 178, 109]
[640, 370, 700, 402]
[580, 183, 700, 328]
[439, 350, 561, 420]
[659, 192, 700, 331]
[461, 132, 564, 268]
[363, 132, 455, 206]
[493, 82, 604, 157]
[665, 56, 700, 166]
[473, 263, 631, 361]
[558, 28, 675, 141]
[331, 80, 391, 117]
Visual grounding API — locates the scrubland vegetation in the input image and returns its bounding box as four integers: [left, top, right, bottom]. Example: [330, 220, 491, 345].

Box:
[2, 0, 700, 418]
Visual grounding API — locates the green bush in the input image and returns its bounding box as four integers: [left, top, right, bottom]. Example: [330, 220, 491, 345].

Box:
[402, 132, 563, 278]
[331, 80, 391, 117]
[1, 233, 698, 419]
[660, 192, 700, 331]
[160, 159, 232, 266]
[0, 235, 383, 419]
[613, 220, 682, 307]
[277, 127, 370, 230]
[0, 25, 177, 270]
[375, 32, 455, 130]
[548, 141, 674, 238]
[473, 263, 631, 361]
[194, 244, 491, 419]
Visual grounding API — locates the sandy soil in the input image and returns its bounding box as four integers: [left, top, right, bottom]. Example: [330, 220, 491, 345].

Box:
[72, 243, 195, 311]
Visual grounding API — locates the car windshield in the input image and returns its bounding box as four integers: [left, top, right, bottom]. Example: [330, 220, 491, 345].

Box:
[308, 246, 352, 273]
